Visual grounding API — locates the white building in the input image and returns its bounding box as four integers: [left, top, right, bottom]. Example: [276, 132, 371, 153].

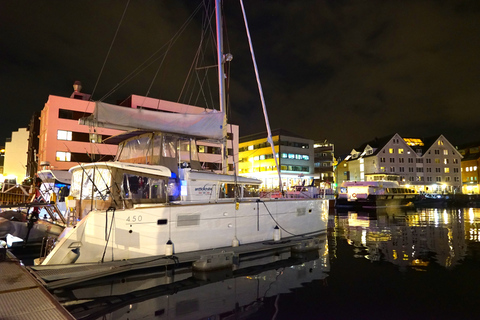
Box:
[3, 128, 29, 183]
[337, 133, 462, 194]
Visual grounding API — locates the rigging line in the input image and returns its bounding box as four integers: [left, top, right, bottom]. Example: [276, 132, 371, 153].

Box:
[178, 1, 211, 105]
[101, 207, 116, 263]
[239, 0, 283, 193]
[100, 2, 203, 103]
[90, 0, 130, 103]
[259, 200, 303, 237]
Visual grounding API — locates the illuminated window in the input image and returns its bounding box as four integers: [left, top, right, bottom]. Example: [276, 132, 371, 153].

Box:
[444, 159, 449, 165]
[475, 166, 478, 171]
[443, 150, 448, 155]
[398, 148, 404, 154]
[253, 156, 259, 161]
[435, 159, 440, 164]
[248, 145, 254, 151]
[56, 151, 71, 161]
[259, 155, 265, 160]
[389, 148, 394, 154]
[295, 154, 302, 160]
[288, 154, 295, 159]
[438, 140, 444, 146]
[57, 130, 72, 141]
[444, 168, 449, 173]
[302, 155, 310, 160]
[281, 153, 287, 158]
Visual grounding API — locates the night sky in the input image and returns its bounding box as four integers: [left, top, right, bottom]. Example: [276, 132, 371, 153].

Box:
[2, 0, 480, 155]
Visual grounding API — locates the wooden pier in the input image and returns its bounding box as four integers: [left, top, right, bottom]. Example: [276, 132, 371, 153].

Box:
[0, 250, 75, 320]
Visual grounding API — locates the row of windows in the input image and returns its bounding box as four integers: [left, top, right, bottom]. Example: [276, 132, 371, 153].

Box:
[57, 130, 114, 144]
[240, 140, 310, 152]
[239, 165, 310, 174]
[379, 157, 459, 164]
[400, 176, 460, 182]
[384, 147, 452, 156]
[465, 166, 478, 172]
[239, 153, 310, 163]
[281, 153, 310, 160]
[240, 141, 279, 152]
[379, 166, 459, 173]
[56, 151, 115, 162]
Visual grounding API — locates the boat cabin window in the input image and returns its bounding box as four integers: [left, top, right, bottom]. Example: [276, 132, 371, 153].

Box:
[219, 183, 236, 198]
[218, 183, 260, 199]
[243, 184, 260, 197]
[117, 135, 152, 164]
[70, 168, 111, 200]
[122, 173, 167, 203]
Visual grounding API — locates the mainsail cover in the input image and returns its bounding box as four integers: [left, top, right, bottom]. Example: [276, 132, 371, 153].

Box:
[80, 102, 225, 140]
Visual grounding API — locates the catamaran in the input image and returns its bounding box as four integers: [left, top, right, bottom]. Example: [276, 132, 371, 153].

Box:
[39, 0, 328, 265]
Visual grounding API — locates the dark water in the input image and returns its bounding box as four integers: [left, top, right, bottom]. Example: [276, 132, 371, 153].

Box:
[53, 207, 480, 320]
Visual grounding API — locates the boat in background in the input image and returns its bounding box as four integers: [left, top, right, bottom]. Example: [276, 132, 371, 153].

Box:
[336, 174, 417, 209]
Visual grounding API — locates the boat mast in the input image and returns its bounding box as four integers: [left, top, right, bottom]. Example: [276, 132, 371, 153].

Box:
[216, 0, 228, 174]
[239, 0, 283, 193]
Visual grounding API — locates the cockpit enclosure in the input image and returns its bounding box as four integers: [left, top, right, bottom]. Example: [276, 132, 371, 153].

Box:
[68, 131, 262, 217]
[115, 132, 203, 176]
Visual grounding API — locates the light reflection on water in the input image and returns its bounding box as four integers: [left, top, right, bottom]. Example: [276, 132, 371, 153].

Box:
[56, 207, 480, 320]
[333, 207, 479, 270]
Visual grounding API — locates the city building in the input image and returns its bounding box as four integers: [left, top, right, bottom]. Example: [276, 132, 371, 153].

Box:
[457, 142, 480, 194]
[38, 82, 120, 172]
[3, 128, 29, 183]
[37, 82, 238, 176]
[336, 133, 462, 194]
[238, 129, 314, 190]
[313, 141, 335, 189]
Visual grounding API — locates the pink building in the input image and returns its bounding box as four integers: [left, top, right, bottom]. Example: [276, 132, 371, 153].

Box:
[38, 83, 121, 171]
[38, 85, 239, 174]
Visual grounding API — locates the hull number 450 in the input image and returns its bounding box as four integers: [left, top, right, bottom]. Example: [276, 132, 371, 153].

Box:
[126, 215, 143, 223]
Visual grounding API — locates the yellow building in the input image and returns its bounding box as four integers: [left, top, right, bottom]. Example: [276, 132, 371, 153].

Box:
[238, 129, 314, 191]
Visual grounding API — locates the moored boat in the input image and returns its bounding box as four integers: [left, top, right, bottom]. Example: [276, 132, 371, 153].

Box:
[336, 174, 417, 209]
[38, 1, 328, 265]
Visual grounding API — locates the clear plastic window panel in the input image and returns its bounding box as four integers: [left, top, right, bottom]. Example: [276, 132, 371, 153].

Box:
[118, 136, 152, 163]
[122, 173, 166, 202]
[71, 168, 111, 200]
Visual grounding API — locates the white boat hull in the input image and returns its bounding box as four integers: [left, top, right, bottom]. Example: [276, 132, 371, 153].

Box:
[41, 198, 328, 265]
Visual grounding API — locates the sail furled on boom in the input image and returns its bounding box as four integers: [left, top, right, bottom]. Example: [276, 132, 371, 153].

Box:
[80, 102, 225, 140]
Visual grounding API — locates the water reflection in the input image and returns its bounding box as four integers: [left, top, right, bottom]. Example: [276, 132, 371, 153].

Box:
[54, 235, 329, 320]
[51, 208, 480, 319]
[332, 207, 480, 270]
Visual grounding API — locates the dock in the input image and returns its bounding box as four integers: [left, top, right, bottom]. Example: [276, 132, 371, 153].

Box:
[0, 250, 74, 320]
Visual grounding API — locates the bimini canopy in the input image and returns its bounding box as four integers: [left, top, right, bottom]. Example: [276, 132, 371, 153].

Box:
[79, 102, 225, 140]
[37, 170, 72, 185]
[69, 162, 172, 179]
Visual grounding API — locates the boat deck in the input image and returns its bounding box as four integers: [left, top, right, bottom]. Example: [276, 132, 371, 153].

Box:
[0, 251, 74, 320]
[28, 233, 325, 290]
